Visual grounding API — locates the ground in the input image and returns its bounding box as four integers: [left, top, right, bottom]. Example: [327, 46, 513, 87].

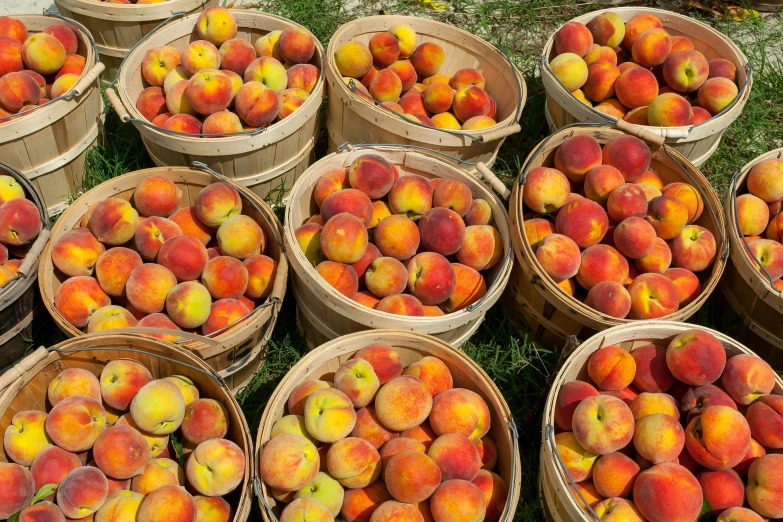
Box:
[20, 0, 783, 520]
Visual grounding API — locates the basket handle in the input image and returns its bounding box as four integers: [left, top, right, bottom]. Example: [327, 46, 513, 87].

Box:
[499, 419, 520, 522]
[106, 88, 130, 122]
[71, 62, 106, 98]
[255, 477, 282, 522]
[545, 424, 602, 521]
[0, 346, 49, 395]
[190, 161, 286, 254]
[215, 297, 281, 379]
[104, 327, 219, 346]
[613, 119, 665, 146]
[476, 162, 511, 200]
[476, 124, 522, 143]
[731, 168, 780, 291]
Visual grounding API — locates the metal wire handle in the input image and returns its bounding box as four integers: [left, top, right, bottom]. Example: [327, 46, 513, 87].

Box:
[176, 297, 280, 344]
[545, 424, 602, 521]
[334, 142, 508, 312]
[731, 168, 781, 291]
[255, 477, 282, 522]
[345, 40, 523, 143]
[48, 345, 227, 387]
[501, 420, 520, 522]
[108, 10, 186, 89]
[661, 144, 729, 259]
[190, 161, 286, 253]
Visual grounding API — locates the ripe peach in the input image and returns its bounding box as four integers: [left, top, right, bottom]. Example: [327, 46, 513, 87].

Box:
[100, 359, 153, 412]
[351, 405, 398, 449]
[429, 433, 482, 481]
[334, 358, 380, 409]
[431, 180, 471, 218]
[430, 479, 486, 522]
[321, 189, 374, 226]
[163, 65, 189, 96]
[648, 92, 694, 127]
[556, 198, 608, 248]
[627, 344, 675, 394]
[292, 473, 343, 518]
[142, 46, 182, 87]
[633, 462, 701, 522]
[365, 257, 407, 298]
[587, 12, 625, 48]
[746, 453, 783, 518]
[737, 194, 770, 236]
[349, 155, 396, 200]
[130, 379, 185, 436]
[388, 175, 433, 217]
[159, 235, 209, 282]
[163, 113, 202, 134]
[716, 507, 765, 522]
[584, 165, 624, 205]
[126, 263, 177, 314]
[745, 394, 783, 448]
[86, 305, 138, 333]
[0, 17, 26, 44]
[384, 450, 441, 503]
[201, 298, 250, 335]
[577, 244, 629, 290]
[335, 41, 373, 78]
[276, 27, 315, 65]
[260, 432, 319, 492]
[720, 355, 774, 408]
[56, 467, 109, 519]
[93, 425, 151, 480]
[572, 395, 634, 453]
[681, 384, 737, 425]
[583, 44, 617, 66]
[28, 446, 80, 502]
[179, 399, 228, 447]
[667, 328, 726, 386]
[535, 233, 581, 281]
[181, 40, 220, 77]
[583, 61, 620, 102]
[354, 344, 402, 385]
[369, 32, 400, 67]
[410, 42, 444, 77]
[644, 195, 688, 240]
[369, 69, 402, 103]
[129, 459, 184, 497]
[216, 38, 255, 77]
[554, 134, 602, 182]
[422, 82, 454, 114]
[698, 77, 738, 115]
[234, 81, 280, 126]
[327, 437, 381, 489]
[295, 223, 325, 265]
[387, 59, 417, 92]
[523, 218, 555, 252]
[429, 387, 490, 442]
[380, 437, 425, 468]
[288, 380, 331, 416]
[602, 135, 651, 181]
[549, 52, 588, 92]
[474, 438, 498, 472]
[89, 198, 139, 246]
[202, 255, 249, 299]
[372, 375, 432, 432]
[341, 481, 392, 522]
[320, 213, 369, 264]
[555, 432, 599, 482]
[631, 28, 671, 68]
[705, 58, 737, 83]
[52, 228, 105, 277]
[451, 85, 490, 123]
[18, 501, 67, 522]
[0, 198, 39, 248]
[586, 281, 632, 318]
[522, 167, 570, 213]
[747, 238, 783, 280]
[374, 215, 420, 260]
[48, 368, 100, 409]
[403, 356, 453, 398]
[440, 263, 486, 313]
[669, 225, 715, 273]
[136, 86, 167, 122]
[555, 22, 594, 57]
[661, 183, 703, 225]
[243, 254, 276, 300]
[592, 498, 644, 521]
[314, 168, 348, 207]
[217, 214, 265, 260]
[592, 451, 639, 498]
[54, 276, 111, 328]
[400, 422, 437, 450]
[419, 207, 466, 256]
[21, 32, 65, 75]
[115, 414, 169, 459]
[0, 70, 40, 111]
[186, 69, 233, 116]
[386, 25, 417, 59]
[51, 73, 80, 99]
[195, 6, 237, 47]
[287, 64, 319, 96]
[133, 216, 183, 261]
[3, 410, 49, 467]
[164, 281, 211, 329]
[270, 414, 315, 445]
[634, 412, 685, 464]
[317, 260, 358, 296]
[165, 80, 195, 115]
[255, 29, 282, 61]
[663, 50, 709, 92]
[612, 217, 656, 260]
[133, 176, 182, 218]
[353, 242, 381, 286]
[587, 345, 635, 391]
[304, 388, 357, 443]
[635, 237, 672, 274]
[697, 469, 744, 516]
[686, 405, 751, 471]
[46, 395, 106, 454]
[748, 158, 783, 204]
[607, 184, 648, 223]
[137, 485, 196, 522]
[554, 380, 599, 431]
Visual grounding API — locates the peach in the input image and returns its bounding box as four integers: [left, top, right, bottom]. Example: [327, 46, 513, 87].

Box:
[369, 501, 423, 522]
[28, 446, 80, 502]
[186, 438, 245, 497]
[634, 412, 685, 465]
[584, 44, 618, 65]
[554, 135, 602, 183]
[291, 473, 343, 518]
[697, 469, 744, 516]
[592, 498, 643, 521]
[388, 25, 418, 59]
[335, 41, 373, 78]
[349, 155, 396, 200]
[587, 345, 635, 391]
[592, 452, 639, 498]
[0, 175, 23, 206]
[667, 36, 694, 55]
[88, 198, 139, 246]
[535, 233, 581, 281]
[195, 6, 237, 47]
[555, 432, 598, 482]
[627, 344, 675, 394]
[381, 100, 404, 114]
[129, 379, 185, 437]
[86, 305, 138, 334]
[317, 261, 359, 297]
[333, 358, 380, 409]
[380, 438, 425, 469]
[388, 175, 433, 217]
[321, 189, 374, 226]
[163, 281, 211, 330]
[271, 414, 316, 445]
[583, 61, 620, 102]
[624, 106, 649, 125]
[163, 65, 190, 95]
[663, 268, 700, 308]
[746, 394, 783, 448]
[95, 490, 145, 522]
[402, 356, 453, 398]
[288, 380, 331, 416]
[410, 42, 444, 77]
[643, 195, 688, 240]
[287, 64, 319, 96]
[447, 69, 483, 92]
[142, 46, 182, 87]
[681, 384, 736, 425]
[314, 168, 349, 207]
[354, 344, 402, 385]
[631, 28, 671, 69]
[555, 22, 594, 57]
[427, 433, 482, 482]
[648, 92, 694, 127]
[182, 40, 220, 78]
[341, 481, 392, 522]
[165, 80, 196, 115]
[451, 86, 491, 123]
[440, 263, 486, 313]
[698, 77, 738, 115]
[92, 425, 150, 480]
[162, 376, 198, 407]
[320, 213, 369, 265]
[669, 225, 715, 273]
[430, 479, 485, 522]
[720, 355, 775, 408]
[186, 69, 233, 115]
[632, 462, 701, 522]
[51, 73, 80, 99]
[137, 485, 196, 522]
[352, 291, 378, 309]
[163, 113, 202, 134]
[374, 215, 420, 261]
[18, 501, 66, 522]
[422, 82, 454, 114]
[748, 158, 783, 204]
[136, 86, 167, 122]
[661, 183, 704, 224]
[384, 450, 441, 504]
[522, 167, 570, 213]
[369, 32, 400, 67]
[234, 81, 280, 126]
[350, 406, 397, 449]
[430, 182, 471, 219]
[474, 438, 497, 471]
[275, 27, 314, 65]
[255, 30, 282, 61]
[716, 508, 765, 522]
[217, 214, 265, 260]
[0, 198, 39, 247]
[260, 432, 319, 492]
[372, 375, 432, 432]
[201, 298, 250, 335]
[56, 467, 109, 519]
[99, 360, 152, 412]
[586, 281, 632, 318]
[326, 437, 381, 489]
[705, 58, 737, 83]
[133, 217, 183, 261]
[0, 70, 39, 111]
[364, 256, 407, 298]
[635, 237, 671, 274]
[663, 50, 709, 92]
[587, 12, 625, 48]
[584, 165, 624, 205]
[556, 198, 608, 248]
[572, 394, 634, 455]
[418, 207, 466, 256]
[52, 228, 105, 277]
[54, 276, 111, 328]
[387, 60, 417, 92]
[158, 236, 209, 284]
[369, 69, 402, 103]
[666, 329, 726, 386]
[469, 473, 504, 522]
[0, 17, 26, 44]
[202, 255, 249, 299]
[133, 176, 181, 218]
[523, 218, 555, 252]
[554, 380, 600, 431]
[602, 135, 651, 181]
[3, 410, 49, 467]
[686, 405, 751, 470]
[295, 223, 325, 265]
[737, 194, 769, 236]
[549, 52, 588, 92]
[21, 32, 65, 75]
[115, 414, 169, 459]
[612, 217, 656, 261]
[577, 244, 629, 290]
[48, 369, 101, 410]
[399, 423, 436, 450]
[747, 238, 783, 280]
[125, 263, 177, 314]
[427, 387, 489, 442]
[746, 453, 783, 518]
[607, 184, 647, 223]
[353, 242, 381, 287]
[173, 394, 225, 443]
[243, 254, 276, 300]
[305, 388, 357, 443]
[216, 39, 255, 78]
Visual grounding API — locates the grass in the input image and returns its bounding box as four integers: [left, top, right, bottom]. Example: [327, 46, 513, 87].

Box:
[57, 1, 783, 520]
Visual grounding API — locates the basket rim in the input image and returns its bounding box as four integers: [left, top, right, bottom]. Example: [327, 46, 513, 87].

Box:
[114, 9, 325, 145]
[510, 124, 728, 328]
[725, 147, 783, 297]
[284, 145, 513, 330]
[254, 328, 520, 522]
[325, 14, 526, 138]
[539, 320, 783, 522]
[37, 166, 288, 353]
[55, 0, 210, 11]
[540, 6, 753, 135]
[0, 13, 98, 134]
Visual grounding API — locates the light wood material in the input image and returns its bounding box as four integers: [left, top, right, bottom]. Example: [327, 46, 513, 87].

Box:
[722, 147, 783, 368]
[111, 10, 323, 202]
[0, 14, 104, 215]
[325, 15, 527, 171]
[507, 125, 728, 348]
[255, 330, 521, 522]
[37, 167, 288, 392]
[54, 0, 217, 81]
[284, 146, 512, 347]
[0, 164, 49, 373]
[541, 7, 752, 167]
[0, 333, 253, 522]
[539, 321, 783, 522]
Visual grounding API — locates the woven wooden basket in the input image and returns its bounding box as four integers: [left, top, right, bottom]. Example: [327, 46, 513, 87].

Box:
[721, 147, 783, 368]
[37, 165, 287, 392]
[0, 163, 50, 372]
[506, 123, 728, 349]
[254, 329, 521, 522]
[0, 12, 104, 215]
[53, 0, 217, 82]
[541, 7, 751, 167]
[325, 15, 526, 171]
[0, 332, 253, 522]
[284, 144, 512, 348]
[107, 9, 323, 202]
[539, 321, 783, 521]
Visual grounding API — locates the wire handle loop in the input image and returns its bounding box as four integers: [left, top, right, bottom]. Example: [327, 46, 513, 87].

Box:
[190, 161, 285, 254]
[336, 141, 477, 165]
[546, 424, 602, 521]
